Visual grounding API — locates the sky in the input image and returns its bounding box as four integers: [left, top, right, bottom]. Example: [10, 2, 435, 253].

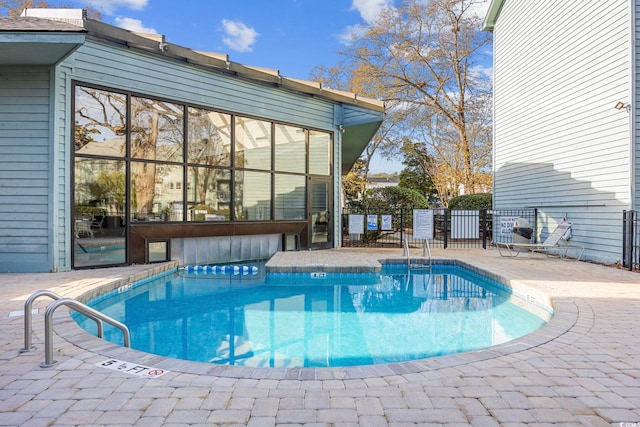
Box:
[61, 0, 492, 173]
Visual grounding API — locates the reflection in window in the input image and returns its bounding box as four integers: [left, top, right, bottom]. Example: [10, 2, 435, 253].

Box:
[73, 158, 126, 267]
[274, 174, 306, 220]
[235, 117, 271, 170]
[131, 162, 184, 221]
[235, 170, 271, 220]
[275, 124, 305, 173]
[188, 108, 231, 167]
[188, 167, 231, 221]
[131, 96, 184, 162]
[309, 130, 331, 176]
[74, 87, 127, 157]
[148, 241, 169, 263]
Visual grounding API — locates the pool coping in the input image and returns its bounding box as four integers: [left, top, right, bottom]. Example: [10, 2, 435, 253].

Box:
[45, 257, 577, 380]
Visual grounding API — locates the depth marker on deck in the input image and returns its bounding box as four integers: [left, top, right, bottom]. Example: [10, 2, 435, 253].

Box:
[96, 358, 169, 378]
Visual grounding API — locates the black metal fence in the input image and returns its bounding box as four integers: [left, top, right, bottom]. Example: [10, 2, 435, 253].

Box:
[342, 208, 538, 249]
[623, 210, 639, 271]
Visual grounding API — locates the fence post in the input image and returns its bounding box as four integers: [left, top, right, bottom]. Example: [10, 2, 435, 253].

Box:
[627, 210, 636, 271]
[400, 208, 404, 248]
[443, 209, 448, 249]
[623, 211, 629, 270]
[481, 209, 487, 249]
[629, 211, 640, 271]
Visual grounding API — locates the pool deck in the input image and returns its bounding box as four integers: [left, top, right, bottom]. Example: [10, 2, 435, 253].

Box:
[1, 247, 639, 426]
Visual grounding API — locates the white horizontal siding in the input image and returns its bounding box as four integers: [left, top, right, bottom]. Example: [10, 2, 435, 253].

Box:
[492, 0, 631, 264]
[635, 0, 640, 209]
[67, 41, 336, 131]
[0, 67, 52, 272]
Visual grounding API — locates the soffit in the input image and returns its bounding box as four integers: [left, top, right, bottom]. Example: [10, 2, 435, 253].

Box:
[0, 17, 85, 65]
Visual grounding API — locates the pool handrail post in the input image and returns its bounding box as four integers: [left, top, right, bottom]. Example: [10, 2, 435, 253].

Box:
[22, 290, 107, 353]
[21, 290, 62, 353]
[423, 239, 432, 268]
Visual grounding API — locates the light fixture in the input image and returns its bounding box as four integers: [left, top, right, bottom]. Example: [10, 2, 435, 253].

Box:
[614, 101, 631, 111]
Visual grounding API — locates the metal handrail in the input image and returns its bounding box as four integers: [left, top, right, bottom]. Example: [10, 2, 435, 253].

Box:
[423, 239, 433, 269]
[20, 289, 130, 367]
[21, 290, 105, 353]
[404, 239, 432, 268]
[42, 298, 130, 368]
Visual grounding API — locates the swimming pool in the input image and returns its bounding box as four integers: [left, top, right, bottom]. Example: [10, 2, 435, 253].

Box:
[75, 264, 552, 368]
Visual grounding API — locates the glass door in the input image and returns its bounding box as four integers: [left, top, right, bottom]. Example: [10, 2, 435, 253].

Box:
[309, 178, 332, 248]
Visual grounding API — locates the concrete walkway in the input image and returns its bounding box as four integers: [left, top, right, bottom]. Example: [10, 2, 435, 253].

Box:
[0, 248, 639, 426]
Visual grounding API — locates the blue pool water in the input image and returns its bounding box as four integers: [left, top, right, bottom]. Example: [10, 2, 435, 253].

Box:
[75, 264, 552, 368]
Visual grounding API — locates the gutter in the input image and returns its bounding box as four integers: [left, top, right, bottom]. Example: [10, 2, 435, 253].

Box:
[482, 0, 506, 31]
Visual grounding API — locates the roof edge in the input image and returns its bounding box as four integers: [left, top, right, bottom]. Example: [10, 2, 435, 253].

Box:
[482, 0, 505, 31]
[79, 16, 384, 112]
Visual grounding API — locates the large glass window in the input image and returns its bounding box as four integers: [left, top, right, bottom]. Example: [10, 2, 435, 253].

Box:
[188, 107, 231, 167]
[73, 83, 335, 266]
[275, 124, 305, 173]
[131, 96, 184, 162]
[234, 170, 271, 220]
[188, 167, 231, 221]
[309, 130, 331, 176]
[73, 158, 126, 267]
[274, 174, 306, 220]
[235, 116, 271, 170]
[130, 162, 184, 221]
[74, 87, 127, 157]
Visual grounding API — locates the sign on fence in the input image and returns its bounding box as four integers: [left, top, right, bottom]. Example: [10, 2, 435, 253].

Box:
[499, 216, 519, 236]
[413, 209, 434, 240]
[348, 214, 364, 234]
[381, 215, 392, 230]
[367, 214, 378, 230]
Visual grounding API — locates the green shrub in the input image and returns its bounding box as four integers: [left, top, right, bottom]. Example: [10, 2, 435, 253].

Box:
[448, 193, 492, 210]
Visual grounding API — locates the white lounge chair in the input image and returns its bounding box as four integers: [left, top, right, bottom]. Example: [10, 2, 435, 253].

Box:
[496, 222, 584, 260]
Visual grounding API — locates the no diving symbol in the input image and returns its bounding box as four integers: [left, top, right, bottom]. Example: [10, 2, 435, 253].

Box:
[147, 369, 165, 377]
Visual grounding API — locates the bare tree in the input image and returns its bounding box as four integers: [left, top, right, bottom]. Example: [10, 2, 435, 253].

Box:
[310, 65, 407, 188]
[339, 0, 493, 206]
[0, 0, 50, 16]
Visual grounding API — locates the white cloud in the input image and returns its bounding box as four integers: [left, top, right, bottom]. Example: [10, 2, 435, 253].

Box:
[350, 0, 394, 24]
[338, 0, 393, 45]
[114, 17, 156, 34]
[83, 0, 148, 15]
[221, 19, 259, 53]
[337, 24, 368, 45]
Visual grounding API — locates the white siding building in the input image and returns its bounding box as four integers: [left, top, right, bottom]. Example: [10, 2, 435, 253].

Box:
[484, 0, 638, 264]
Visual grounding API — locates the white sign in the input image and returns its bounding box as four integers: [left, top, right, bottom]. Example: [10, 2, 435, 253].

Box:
[500, 216, 519, 236]
[348, 214, 364, 234]
[96, 359, 169, 378]
[413, 209, 434, 240]
[367, 214, 378, 231]
[499, 216, 519, 236]
[381, 215, 392, 231]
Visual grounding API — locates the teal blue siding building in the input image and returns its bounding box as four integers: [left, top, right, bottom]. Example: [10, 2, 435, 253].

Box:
[0, 9, 384, 272]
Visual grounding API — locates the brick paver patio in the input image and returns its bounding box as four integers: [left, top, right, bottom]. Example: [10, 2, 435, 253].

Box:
[0, 248, 639, 426]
